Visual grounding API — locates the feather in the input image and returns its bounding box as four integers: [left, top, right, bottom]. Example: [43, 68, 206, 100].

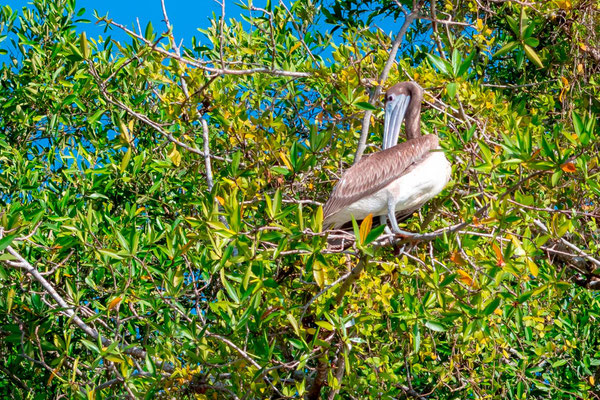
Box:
[323, 134, 439, 226]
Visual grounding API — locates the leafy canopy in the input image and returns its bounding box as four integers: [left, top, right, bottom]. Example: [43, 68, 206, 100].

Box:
[0, 0, 599, 398]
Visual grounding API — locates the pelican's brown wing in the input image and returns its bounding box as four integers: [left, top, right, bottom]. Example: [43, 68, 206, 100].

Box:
[323, 135, 439, 225]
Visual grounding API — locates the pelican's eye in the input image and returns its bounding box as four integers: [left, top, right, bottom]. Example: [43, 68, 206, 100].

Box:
[387, 95, 394, 102]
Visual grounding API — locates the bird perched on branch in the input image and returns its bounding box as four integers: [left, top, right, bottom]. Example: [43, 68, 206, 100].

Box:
[323, 81, 451, 236]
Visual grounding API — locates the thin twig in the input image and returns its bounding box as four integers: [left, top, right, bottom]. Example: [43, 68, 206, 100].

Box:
[532, 219, 600, 268]
[202, 119, 215, 191]
[100, 18, 311, 78]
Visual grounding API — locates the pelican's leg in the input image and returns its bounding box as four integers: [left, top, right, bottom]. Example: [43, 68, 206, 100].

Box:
[380, 215, 393, 235]
[387, 202, 414, 237]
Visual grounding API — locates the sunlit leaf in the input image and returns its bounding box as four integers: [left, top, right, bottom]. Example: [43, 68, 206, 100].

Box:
[168, 146, 182, 167]
[523, 44, 543, 68]
[359, 213, 373, 245]
[561, 162, 576, 173]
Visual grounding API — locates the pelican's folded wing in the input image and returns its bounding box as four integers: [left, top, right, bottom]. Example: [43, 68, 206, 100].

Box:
[323, 135, 440, 224]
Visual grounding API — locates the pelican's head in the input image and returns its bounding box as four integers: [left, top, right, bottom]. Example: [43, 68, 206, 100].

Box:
[383, 81, 423, 149]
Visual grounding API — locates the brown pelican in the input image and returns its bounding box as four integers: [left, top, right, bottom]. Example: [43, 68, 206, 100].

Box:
[323, 81, 451, 235]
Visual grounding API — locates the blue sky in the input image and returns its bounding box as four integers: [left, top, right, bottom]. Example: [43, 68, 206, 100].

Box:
[4, 0, 406, 53]
[4, 0, 275, 49]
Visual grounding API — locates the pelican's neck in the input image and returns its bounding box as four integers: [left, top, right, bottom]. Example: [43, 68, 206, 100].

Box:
[405, 99, 422, 140]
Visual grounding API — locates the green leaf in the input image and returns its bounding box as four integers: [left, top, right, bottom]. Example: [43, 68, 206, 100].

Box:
[413, 323, 421, 353]
[427, 53, 452, 76]
[315, 321, 334, 331]
[221, 273, 240, 303]
[517, 290, 534, 304]
[524, 37, 539, 47]
[552, 359, 568, 368]
[425, 320, 446, 332]
[355, 101, 377, 111]
[287, 314, 300, 336]
[351, 215, 360, 244]
[144, 21, 154, 40]
[0, 234, 17, 252]
[447, 82, 457, 98]
[572, 111, 584, 136]
[493, 41, 518, 57]
[551, 170, 563, 187]
[88, 108, 105, 126]
[80, 339, 100, 353]
[451, 49, 460, 76]
[98, 249, 124, 260]
[523, 44, 543, 68]
[482, 297, 500, 316]
[457, 50, 476, 77]
[364, 224, 386, 245]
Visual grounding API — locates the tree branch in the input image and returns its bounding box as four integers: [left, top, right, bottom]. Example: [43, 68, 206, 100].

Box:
[0, 231, 173, 373]
[99, 17, 311, 78]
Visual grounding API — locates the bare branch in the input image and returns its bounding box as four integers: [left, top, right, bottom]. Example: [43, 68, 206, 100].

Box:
[100, 18, 311, 78]
[532, 219, 600, 268]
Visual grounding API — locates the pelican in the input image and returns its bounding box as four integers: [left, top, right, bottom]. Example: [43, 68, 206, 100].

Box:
[323, 81, 451, 235]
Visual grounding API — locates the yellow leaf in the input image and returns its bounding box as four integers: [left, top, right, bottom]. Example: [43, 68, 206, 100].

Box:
[528, 258, 539, 277]
[359, 213, 373, 244]
[48, 368, 59, 385]
[279, 151, 292, 170]
[289, 41, 302, 53]
[476, 18, 484, 31]
[578, 64, 584, 74]
[315, 205, 323, 233]
[313, 261, 325, 288]
[168, 147, 181, 166]
[561, 162, 576, 173]
[120, 147, 132, 173]
[80, 31, 89, 59]
[492, 243, 505, 267]
[555, 0, 572, 10]
[118, 119, 131, 143]
[560, 76, 569, 86]
[590, 376, 595, 385]
[450, 251, 467, 266]
[108, 296, 122, 310]
[7, 288, 14, 314]
[105, 354, 125, 363]
[215, 196, 225, 206]
[315, 320, 334, 331]
[524, 44, 543, 68]
[457, 269, 474, 287]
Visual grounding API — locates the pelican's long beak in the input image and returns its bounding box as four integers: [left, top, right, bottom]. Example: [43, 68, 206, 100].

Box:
[382, 94, 410, 149]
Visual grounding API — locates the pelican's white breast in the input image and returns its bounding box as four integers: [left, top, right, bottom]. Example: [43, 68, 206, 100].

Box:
[326, 150, 450, 227]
